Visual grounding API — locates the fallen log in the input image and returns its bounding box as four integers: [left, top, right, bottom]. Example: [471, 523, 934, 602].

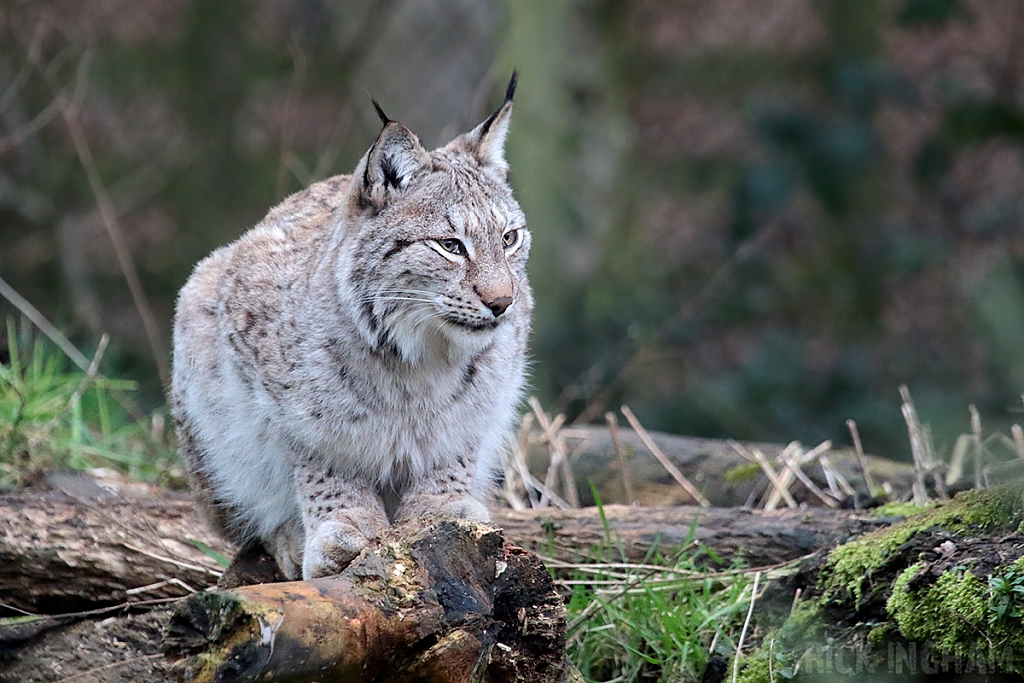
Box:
[495, 504, 893, 566]
[528, 425, 918, 507]
[1, 521, 572, 683]
[0, 490, 893, 615]
[0, 491, 229, 615]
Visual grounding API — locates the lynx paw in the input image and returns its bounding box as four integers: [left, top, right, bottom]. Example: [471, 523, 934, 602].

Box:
[394, 494, 490, 525]
[302, 514, 387, 579]
[265, 521, 305, 580]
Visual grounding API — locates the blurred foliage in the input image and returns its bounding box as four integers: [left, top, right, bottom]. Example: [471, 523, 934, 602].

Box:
[526, 0, 1024, 459]
[2, 0, 1024, 462]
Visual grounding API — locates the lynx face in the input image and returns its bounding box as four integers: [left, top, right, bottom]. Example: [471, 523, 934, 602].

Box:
[346, 97, 530, 363]
[350, 163, 528, 362]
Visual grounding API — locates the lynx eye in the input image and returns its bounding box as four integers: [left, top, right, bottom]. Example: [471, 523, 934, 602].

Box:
[437, 238, 466, 256]
[502, 229, 520, 249]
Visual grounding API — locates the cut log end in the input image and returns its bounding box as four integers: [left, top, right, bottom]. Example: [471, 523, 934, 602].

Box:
[163, 520, 568, 683]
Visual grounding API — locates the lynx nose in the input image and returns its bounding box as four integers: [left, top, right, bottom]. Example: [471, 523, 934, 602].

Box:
[485, 296, 513, 317]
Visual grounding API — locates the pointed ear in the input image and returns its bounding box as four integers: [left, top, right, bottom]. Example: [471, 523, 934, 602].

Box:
[470, 71, 517, 173]
[359, 117, 429, 210]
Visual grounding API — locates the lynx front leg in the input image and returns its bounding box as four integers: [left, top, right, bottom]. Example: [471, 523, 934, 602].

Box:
[294, 460, 389, 579]
[393, 456, 490, 525]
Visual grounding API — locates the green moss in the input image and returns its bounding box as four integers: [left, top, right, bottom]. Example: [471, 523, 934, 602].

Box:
[725, 461, 763, 483]
[0, 615, 42, 626]
[867, 623, 893, 644]
[888, 564, 984, 648]
[734, 654, 771, 683]
[886, 563, 1024, 670]
[871, 500, 937, 518]
[822, 486, 1024, 604]
[732, 601, 823, 683]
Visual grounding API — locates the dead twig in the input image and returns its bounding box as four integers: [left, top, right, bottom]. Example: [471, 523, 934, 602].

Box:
[605, 411, 634, 504]
[530, 397, 579, 508]
[970, 404, 984, 490]
[780, 446, 840, 509]
[620, 405, 710, 507]
[900, 385, 933, 505]
[846, 419, 877, 500]
[1012, 424, 1024, 461]
[0, 274, 93, 372]
[752, 448, 798, 510]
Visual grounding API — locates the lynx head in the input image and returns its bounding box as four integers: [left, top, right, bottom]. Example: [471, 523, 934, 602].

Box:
[344, 73, 531, 363]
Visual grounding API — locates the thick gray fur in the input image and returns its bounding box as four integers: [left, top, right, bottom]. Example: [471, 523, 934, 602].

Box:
[170, 80, 531, 579]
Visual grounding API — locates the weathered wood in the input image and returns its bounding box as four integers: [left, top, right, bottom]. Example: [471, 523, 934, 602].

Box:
[0, 491, 893, 616]
[532, 425, 918, 507]
[166, 521, 566, 683]
[494, 504, 892, 567]
[1, 521, 570, 683]
[0, 491, 228, 615]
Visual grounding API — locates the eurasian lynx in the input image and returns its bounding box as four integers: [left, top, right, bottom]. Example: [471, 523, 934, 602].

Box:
[170, 75, 531, 580]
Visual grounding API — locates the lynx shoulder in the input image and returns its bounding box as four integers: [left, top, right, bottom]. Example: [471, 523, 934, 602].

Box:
[170, 75, 531, 580]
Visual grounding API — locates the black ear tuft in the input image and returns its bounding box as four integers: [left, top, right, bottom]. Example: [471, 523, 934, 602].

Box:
[479, 71, 519, 139]
[371, 98, 391, 128]
[504, 70, 518, 104]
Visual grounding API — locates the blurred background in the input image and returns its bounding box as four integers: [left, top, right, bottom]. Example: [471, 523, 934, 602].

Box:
[2, 0, 1024, 463]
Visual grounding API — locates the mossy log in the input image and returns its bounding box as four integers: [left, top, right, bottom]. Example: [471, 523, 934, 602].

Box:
[729, 486, 1024, 682]
[2, 521, 572, 683]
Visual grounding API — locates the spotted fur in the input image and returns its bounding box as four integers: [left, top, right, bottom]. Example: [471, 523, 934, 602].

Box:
[170, 78, 531, 579]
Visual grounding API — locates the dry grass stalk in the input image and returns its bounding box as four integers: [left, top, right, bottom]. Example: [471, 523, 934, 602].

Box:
[764, 442, 800, 510]
[732, 571, 762, 683]
[502, 446, 528, 511]
[846, 419, 878, 498]
[780, 448, 840, 509]
[900, 385, 933, 505]
[620, 405, 710, 507]
[818, 454, 857, 498]
[970, 404, 984, 489]
[1012, 424, 1024, 460]
[504, 413, 537, 510]
[605, 411, 635, 504]
[529, 397, 579, 508]
[947, 434, 970, 486]
[752, 448, 798, 510]
[508, 430, 558, 510]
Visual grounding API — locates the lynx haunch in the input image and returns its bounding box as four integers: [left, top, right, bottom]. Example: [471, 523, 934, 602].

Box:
[170, 74, 531, 580]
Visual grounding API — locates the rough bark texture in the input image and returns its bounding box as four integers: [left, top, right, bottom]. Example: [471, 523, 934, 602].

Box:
[0, 491, 890, 616]
[0, 491, 228, 614]
[2, 521, 570, 683]
[495, 504, 893, 567]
